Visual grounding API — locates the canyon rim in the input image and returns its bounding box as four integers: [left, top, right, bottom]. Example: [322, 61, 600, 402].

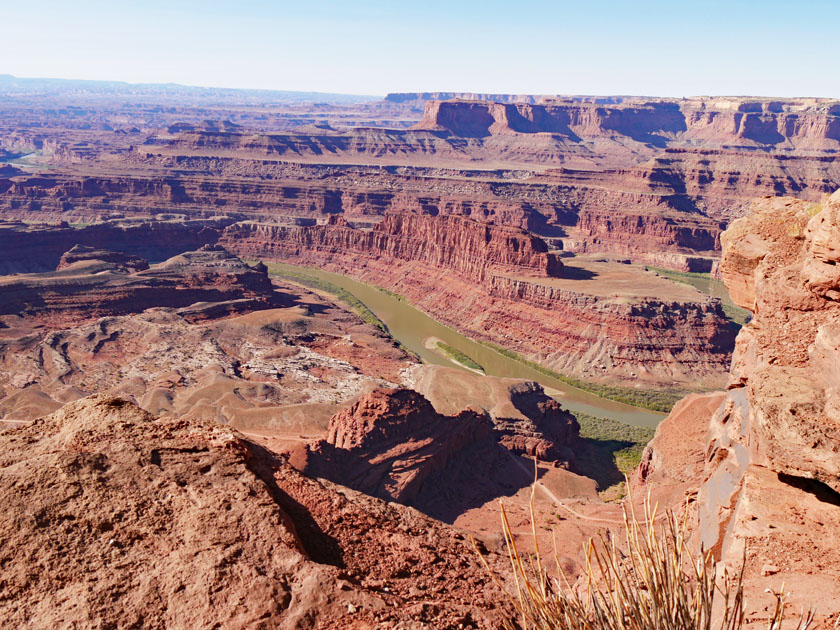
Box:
[3, 1, 840, 628]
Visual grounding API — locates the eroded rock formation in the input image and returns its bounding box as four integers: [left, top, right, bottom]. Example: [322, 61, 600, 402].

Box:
[0, 395, 510, 628]
[220, 212, 563, 281]
[0, 244, 412, 426]
[0, 245, 276, 325]
[290, 387, 579, 522]
[221, 213, 736, 388]
[634, 189, 840, 619]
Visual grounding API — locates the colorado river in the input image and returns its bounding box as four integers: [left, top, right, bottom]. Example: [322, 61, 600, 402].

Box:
[268, 263, 666, 428]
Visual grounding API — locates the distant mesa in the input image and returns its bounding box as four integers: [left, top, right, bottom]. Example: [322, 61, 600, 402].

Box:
[166, 120, 243, 134]
[413, 97, 840, 148]
[0, 244, 278, 324]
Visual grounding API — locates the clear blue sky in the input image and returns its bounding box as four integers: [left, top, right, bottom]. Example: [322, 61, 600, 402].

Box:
[3, 0, 838, 97]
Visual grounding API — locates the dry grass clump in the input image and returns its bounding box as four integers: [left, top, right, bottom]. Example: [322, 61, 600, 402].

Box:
[475, 485, 815, 630]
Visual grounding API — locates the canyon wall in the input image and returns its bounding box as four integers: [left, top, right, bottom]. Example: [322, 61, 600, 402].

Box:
[5, 92, 840, 279]
[0, 208, 735, 388]
[220, 212, 563, 282]
[220, 213, 735, 388]
[569, 209, 723, 271]
[634, 189, 840, 619]
[416, 97, 840, 150]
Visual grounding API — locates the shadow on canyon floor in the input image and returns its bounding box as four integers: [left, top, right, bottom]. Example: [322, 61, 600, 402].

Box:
[413, 447, 557, 524]
[558, 264, 599, 280]
[573, 437, 635, 491]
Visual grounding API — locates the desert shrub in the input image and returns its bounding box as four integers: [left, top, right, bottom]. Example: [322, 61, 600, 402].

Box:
[572, 413, 655, 499]
[475, 487, 815, 630]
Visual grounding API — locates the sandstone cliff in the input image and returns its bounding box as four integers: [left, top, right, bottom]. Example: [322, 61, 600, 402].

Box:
[220, 212, 562, 282]
[416, 97, 840, 151]
[634, 189, 840, 620]
[221, 213, 735, 388]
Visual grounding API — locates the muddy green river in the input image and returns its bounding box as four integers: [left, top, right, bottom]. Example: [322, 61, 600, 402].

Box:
[269, 263, 666, 428]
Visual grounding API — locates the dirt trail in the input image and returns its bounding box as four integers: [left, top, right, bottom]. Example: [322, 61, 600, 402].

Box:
[507, 452, 624, 525]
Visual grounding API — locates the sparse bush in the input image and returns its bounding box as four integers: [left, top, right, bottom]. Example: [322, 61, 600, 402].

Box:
[475, 487, 815, 630]
[573, 412, 654, 498]
[377, 286, 406, 301]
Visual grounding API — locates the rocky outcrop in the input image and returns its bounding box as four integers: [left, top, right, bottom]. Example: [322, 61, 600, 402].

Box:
[496, 381, 581, 460]
[0, 395, 510, 628]
[405, 365, 581, 461]
[290, 387, 578, 521]
[0, 218, 228, 274]
[634, 189, 840, 620]
[0, 245, 277, 325]
[707, 191, 840, 491]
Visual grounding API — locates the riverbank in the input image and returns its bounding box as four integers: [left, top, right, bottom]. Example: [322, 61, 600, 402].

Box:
[262, 261, 666, 428]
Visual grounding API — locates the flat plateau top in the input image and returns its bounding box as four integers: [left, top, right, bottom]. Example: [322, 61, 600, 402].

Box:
[496, 257, 711, 302]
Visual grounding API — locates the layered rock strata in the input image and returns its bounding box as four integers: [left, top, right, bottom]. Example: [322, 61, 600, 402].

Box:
[221, 214, 736, 387]
[5, 93, 840, 278]
[0, 255, 410, 425]
[416, 97, 840, 150]
[220, 212, 563, 281]
[0, 245, 276, 325]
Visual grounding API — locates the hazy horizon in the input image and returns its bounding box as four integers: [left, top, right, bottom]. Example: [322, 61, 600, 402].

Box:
[3, 72, 839, 101]
[3, 0, 839, 99]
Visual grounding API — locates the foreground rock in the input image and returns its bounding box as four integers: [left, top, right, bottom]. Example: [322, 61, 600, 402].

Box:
[289, 387, 578, 522]
[0, 395, 510, 628]
[635, 189, 840, 622]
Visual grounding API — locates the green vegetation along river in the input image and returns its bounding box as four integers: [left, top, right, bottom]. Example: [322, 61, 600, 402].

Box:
[646, 266, 751, 326]
[265, 262, 666, 428]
